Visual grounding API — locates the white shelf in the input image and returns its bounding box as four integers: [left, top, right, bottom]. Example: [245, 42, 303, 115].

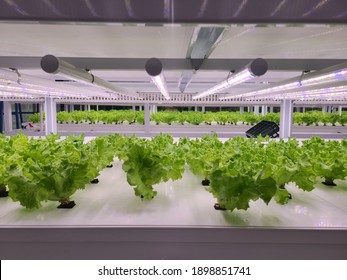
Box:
[15, 123, 347, 139]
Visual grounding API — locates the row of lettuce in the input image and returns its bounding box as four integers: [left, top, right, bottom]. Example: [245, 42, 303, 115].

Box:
[28, 110, 347, 126]
[1, 133, 346, 211]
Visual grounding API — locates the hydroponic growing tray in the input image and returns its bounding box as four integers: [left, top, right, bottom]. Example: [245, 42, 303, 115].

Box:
[1, 158, 347, 259]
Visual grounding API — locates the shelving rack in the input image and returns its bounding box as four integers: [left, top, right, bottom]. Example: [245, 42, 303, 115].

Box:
[1, 94, 346, 138]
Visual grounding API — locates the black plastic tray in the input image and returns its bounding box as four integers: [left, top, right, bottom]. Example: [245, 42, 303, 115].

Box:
[246, 120, 279, 138]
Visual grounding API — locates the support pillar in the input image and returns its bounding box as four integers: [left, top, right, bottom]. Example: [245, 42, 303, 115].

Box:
[322, 106, 327, 113]
[144, 103, 150, 136]
[39, 103, 44, 132]
[45, 97, 57, 135]
[195, 106, 198, 112]
[3, 101, 12, 133]
[279, 99, 293, 138]
[269, 106, 274, 113]
[151, 104, 157, 114]
[132, 106, 136, 111]
[201, 106, 205, 113]
[261, 105, 267, 116]
[70, 104, 74, 112]
[18, 104, 23, 125]
[254, 105, 260, 116]
[0, 101, 3, 134]
[338, 106, 343, 116]
[96, 105, 99, 111]
[240, 106, 244, 114]
[14, 103, 20, 129]
[64, 104, 69, 112]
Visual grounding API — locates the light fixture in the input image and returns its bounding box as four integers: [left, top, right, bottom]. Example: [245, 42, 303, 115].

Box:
[260, 86, 347, 100]
[0, 68, 112, 98]
[193, 58, 268, 100]
[0, 84, 94, 99]
[41, 55, 139, 98]
[145, 57, 170, 100]
[0, 90, 35, 99]
[244, 80, 347, 100]
[223, 61, 347, 100]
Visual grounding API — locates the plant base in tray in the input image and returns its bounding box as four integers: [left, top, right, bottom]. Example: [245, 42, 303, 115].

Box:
[0, 190, 9, 197]
[90, 178, 99, 184]
[201, 179, 210, 186]
[214, 203, 227, 211]
[279, 185, 292, 199]
[57, 200, 76, 209]
[322, 179, 337, 186]
[0, 184, 8, 197]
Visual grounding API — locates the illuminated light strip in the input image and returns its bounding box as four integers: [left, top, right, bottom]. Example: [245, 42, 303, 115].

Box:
[0, 91, 36, 98]
[193, 69, 253, 99]
[194, 58, 268, 100]
[41, 55, 139, 98]
[0, 83, 92, 99]
[0, 69, 112, 98]
[220, 62, 347, 100]
[301, 69, 347, 86]
[246, 91, 347, 100]
[152, 74, 170, 100]
[145, 58, 170, 100]
[247, 85, 347, 99]
[246, 88, 347, 100]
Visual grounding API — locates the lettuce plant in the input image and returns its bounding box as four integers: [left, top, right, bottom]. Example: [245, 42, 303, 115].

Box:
[121, 134, 186, 199]
[302, 137, 347, 186]
[5, 134, 99, 208]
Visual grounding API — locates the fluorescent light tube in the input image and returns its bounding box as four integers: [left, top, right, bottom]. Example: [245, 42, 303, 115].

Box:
[41, 55, 139, 98]
[145, 57, 170, 100]
[224, 61, 347, 100]
[0, 69, 112, 98]
[194, 58, 268, 100]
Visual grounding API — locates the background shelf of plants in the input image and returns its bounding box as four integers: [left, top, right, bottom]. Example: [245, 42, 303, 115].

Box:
[29, 110, 347, 126]
[1, 133, 347, 218]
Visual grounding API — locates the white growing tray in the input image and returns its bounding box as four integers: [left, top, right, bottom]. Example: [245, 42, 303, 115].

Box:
[1, 159, 346, 229]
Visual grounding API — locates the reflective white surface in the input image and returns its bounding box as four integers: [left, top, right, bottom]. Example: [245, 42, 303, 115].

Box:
[0, 159, 347, 228]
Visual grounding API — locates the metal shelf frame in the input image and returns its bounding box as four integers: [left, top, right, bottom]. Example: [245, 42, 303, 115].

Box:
[1, 93, 347, 137]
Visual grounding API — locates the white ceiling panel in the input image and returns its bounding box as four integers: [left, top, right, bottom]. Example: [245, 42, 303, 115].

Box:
[211, 25, 347, 59]
[0, 23, 193, 58]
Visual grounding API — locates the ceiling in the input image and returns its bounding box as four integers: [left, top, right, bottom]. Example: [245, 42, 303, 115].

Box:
[0, 0, 347, 101]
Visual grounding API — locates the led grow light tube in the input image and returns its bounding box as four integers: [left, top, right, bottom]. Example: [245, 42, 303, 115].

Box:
[0, 82, 94, 99]
[221, 61, 347, 100]
[245, 83, 347, 100]
[194, 58, 268, 100]
[0, 69, 112, 98]
[246, 89, 347, 101]
[41, 55, 139, 98]
[145, 57, 170, 100]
